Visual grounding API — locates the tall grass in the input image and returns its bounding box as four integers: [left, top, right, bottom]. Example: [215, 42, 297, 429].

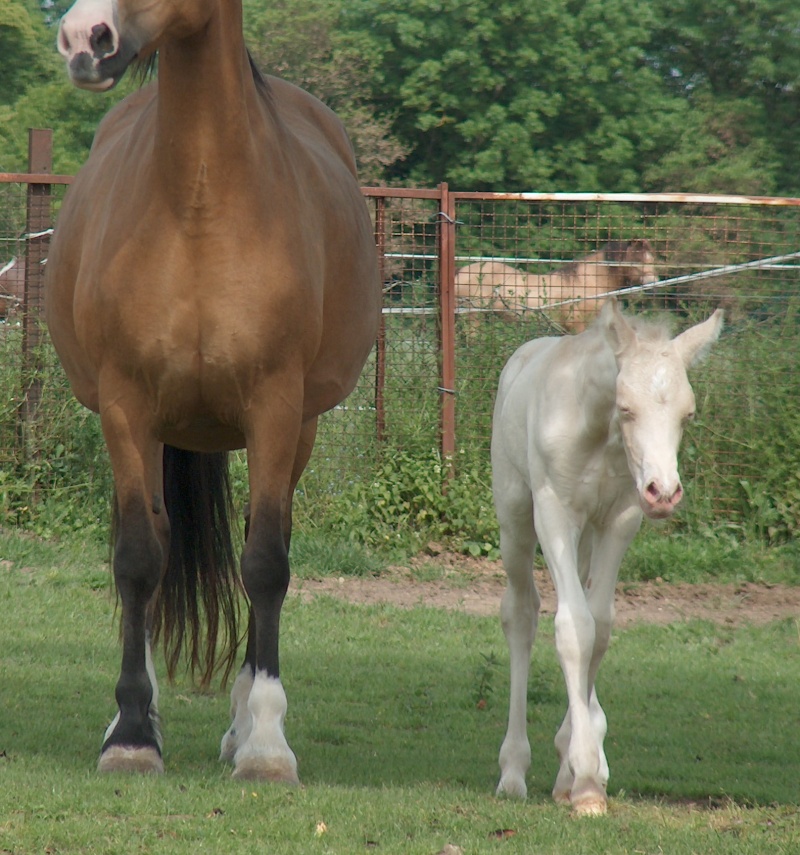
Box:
[2, 292, 799, 565]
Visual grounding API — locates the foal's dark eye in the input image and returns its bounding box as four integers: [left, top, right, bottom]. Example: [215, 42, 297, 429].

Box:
[618, 406, 635, 421]
[683, 411, 695, 424]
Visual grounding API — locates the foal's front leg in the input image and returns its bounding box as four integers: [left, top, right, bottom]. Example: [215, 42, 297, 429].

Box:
[533, 496, 608, 815]
[551, 515, 641, 814]
[496, 491, 540, 798]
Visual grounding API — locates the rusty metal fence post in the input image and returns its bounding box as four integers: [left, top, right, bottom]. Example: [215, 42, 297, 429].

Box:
[19, 129, 53, 427]
[373, 195, 387, 443]
[437, 182, 456, 462]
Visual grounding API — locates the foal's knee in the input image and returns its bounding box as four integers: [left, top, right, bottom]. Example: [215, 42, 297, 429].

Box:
[554, 604, 595, 658]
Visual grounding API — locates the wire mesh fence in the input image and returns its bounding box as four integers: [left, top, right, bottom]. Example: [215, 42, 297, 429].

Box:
[2, 160, 799, 539]
[448, 193, 800, 531]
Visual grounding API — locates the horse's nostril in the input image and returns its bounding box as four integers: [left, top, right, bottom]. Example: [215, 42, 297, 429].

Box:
[57, 25, 71, 56]
[90, 23, 115, 56]
[645, 482, 660, 502]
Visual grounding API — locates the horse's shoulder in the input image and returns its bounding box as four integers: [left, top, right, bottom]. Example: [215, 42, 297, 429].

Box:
[90, 83, 157, 152]
[499, 336, 559, 390]
[262, 76, 356, 173]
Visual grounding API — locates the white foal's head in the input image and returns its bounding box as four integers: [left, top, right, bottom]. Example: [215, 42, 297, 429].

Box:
[601, 298, 723, 520]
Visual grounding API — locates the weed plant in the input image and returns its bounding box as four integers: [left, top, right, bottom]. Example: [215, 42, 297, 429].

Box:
[1, 294, 798, 577]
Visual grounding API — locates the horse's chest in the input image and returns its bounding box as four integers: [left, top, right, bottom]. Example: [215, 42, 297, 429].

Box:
[571, 442, 634, 521]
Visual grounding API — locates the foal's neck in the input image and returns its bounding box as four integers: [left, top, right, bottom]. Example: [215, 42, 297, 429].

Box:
[573, 329, 619, 433]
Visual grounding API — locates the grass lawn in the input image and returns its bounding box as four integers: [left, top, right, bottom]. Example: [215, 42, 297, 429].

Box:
[1, 530, 799, 854]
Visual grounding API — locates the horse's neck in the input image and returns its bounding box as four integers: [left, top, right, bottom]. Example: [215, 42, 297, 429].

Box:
[155, 3, 264, 191]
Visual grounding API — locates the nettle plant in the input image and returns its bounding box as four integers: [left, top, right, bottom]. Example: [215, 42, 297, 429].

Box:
[318, 447, 499, 556]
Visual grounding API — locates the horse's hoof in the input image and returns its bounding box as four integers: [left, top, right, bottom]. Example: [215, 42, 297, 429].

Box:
[496, 774, 527, 799]
[572, 797, 607, 816]
[231, 754, 300, 784]
[552, 788, 572, 807]
[97, 745, 164, 774]
[570, 788, 607, 816]
[219, 729, 239, 763]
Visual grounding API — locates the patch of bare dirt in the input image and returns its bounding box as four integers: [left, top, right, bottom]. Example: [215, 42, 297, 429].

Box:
[292, 552, 800, 628]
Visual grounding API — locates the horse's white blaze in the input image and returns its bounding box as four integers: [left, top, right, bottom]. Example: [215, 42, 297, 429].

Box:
[492, 298, 722, 813]
[57, 0, 120, 91]
[219, 666, 255, 762]
[231, 673, 299, 784]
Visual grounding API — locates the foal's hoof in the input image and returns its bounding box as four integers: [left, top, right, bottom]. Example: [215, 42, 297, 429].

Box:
[571, 796, 607, 817]
[97, 745, 164, 774]
[570, 786, 607, 816]
[231, 754, 300, 785]
[496, 774, 527, 799]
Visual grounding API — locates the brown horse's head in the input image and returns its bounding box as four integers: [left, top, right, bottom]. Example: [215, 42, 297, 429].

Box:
[605, 239, 658, 287]
[57, 0, 216, 91]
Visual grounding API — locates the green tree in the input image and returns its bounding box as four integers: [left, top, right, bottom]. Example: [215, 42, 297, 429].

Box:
[340, 0, 690, 190]
[646, 0, 800, 194]
[0, 0, 55, 107]
[243, 0, 407, 183]
[0, 81, 131, 174]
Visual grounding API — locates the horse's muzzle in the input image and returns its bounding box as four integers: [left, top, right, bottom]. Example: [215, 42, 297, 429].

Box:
[57, 8, 132, 91]
[641, 479, 683, 519]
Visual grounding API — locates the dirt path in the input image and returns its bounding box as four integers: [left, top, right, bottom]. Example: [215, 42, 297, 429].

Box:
[293, 552, 800, 629]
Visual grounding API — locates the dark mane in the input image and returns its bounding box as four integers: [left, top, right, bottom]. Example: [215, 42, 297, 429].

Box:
[602, 241, 631, 263]
[131, 53, 157, 84]
[248, 51, 270, 96]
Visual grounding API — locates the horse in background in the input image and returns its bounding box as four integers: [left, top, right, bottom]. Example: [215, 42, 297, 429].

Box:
[47, 0, 380, 781]
[491, 298, 722, 814]
[455, 239, 658, 333]
[0, 258, 23, 320]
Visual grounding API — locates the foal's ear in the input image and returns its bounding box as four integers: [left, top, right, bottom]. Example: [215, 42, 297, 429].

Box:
[674, 309, 724, 367]
[601, 297, 636, 358]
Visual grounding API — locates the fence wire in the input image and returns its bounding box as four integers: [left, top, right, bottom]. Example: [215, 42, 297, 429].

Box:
[2, 180, 799, 536]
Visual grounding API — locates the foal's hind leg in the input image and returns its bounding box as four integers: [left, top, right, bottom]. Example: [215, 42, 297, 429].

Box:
[97, 392, 167, 773]
[226, 411, 317, 783]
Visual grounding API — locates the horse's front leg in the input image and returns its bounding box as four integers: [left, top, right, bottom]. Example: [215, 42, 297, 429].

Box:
[225, 412, 316, 783]
[550, 510, 641, 814]
[97, 395, 167, 773]
[533, 493, 607, 815]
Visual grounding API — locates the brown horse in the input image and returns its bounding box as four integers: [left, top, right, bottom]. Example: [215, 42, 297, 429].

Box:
[47, 0, 380, 780]
[455, 240, 658, 333]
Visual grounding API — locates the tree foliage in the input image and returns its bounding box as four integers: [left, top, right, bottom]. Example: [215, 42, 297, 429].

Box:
[242, 0, 407, 182]
[1, 0, 799, 192]
[0, 0, 55, 106]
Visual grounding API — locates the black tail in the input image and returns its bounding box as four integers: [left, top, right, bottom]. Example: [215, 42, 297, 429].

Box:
[154, 446, 242, 688]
